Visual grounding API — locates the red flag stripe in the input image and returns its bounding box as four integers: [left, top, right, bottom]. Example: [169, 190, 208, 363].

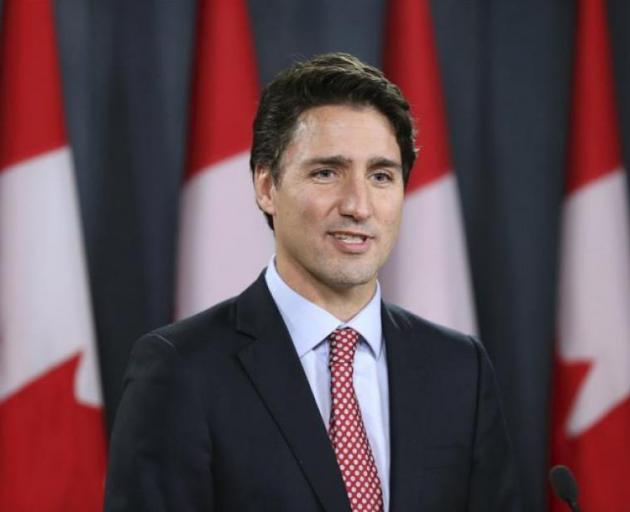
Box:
[0, 0, 66, 172]
[380, 0, 476, 334]
[184, 0, 259, 179]
[383, 0, 452, 191]
[0, 1, 107, 509]
[550, 0, 630, 509]
[566, 0, 621, 194]
[176, 0, 272, 318]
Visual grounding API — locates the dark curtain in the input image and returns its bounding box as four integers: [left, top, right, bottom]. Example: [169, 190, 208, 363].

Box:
[44, 1, 630, 510]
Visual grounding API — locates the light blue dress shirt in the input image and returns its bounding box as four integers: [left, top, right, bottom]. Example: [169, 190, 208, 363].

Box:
[265, 258, 391, 510]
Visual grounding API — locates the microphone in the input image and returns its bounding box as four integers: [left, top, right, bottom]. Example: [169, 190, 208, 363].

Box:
[549, 465, 580, 512]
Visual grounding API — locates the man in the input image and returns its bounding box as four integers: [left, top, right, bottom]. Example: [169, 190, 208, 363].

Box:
[105, 53, 521, 511]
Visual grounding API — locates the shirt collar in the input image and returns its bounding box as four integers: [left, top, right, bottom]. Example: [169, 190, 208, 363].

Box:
[264, 256, 383, 358]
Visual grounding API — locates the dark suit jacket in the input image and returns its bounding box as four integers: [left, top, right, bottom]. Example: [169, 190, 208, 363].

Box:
[104, 272, 521, 511]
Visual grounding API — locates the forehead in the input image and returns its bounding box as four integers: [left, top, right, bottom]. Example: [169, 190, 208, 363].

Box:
[281, 104, 401, 165]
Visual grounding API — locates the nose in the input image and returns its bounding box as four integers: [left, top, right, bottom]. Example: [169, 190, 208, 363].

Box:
[338, 174, 372, 221]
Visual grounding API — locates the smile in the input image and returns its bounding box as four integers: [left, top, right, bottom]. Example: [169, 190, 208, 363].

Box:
[332, 232, 368, 244]
[328, 231, 374, 254]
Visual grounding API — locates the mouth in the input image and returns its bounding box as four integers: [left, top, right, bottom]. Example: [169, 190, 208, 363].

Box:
[328, 231, 374, 253]
[331, 231, 370, 243]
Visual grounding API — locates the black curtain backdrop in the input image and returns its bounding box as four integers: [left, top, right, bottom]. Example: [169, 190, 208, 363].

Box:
[33, 0, 630, 510]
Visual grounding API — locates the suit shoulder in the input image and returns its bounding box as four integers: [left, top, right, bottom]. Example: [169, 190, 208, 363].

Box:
[143, 295, 241, 357]
[383, 302, 479, 354]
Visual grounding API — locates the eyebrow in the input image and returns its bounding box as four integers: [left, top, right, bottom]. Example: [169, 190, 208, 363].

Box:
[302, 155, 402, 171]
[367, 156, 403, 172]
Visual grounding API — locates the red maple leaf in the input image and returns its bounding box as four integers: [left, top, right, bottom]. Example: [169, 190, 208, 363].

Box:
[550, 357, 630, 511]
[0, 354, 107, 511]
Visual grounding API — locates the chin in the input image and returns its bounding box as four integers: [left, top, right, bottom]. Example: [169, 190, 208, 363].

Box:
[317, 266, 377, 290]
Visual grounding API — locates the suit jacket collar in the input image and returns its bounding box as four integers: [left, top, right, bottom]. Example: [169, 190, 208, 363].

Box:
[234, 272, 351, 512]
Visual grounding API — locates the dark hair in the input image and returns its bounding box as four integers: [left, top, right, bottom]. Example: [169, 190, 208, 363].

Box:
[250, 52, 417, 229]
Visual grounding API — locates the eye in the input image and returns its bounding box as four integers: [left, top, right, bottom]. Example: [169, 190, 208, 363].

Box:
[370, 171, 394, 184]
[310, 168, 336, 181]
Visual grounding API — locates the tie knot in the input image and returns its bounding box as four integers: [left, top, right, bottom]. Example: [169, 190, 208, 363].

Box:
[328, 327, 360, 366]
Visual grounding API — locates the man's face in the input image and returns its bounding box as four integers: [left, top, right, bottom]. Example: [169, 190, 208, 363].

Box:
[255, 104, 404, 298]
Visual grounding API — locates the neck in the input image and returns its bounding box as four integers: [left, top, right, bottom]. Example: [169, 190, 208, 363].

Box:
[274, 257, 376, 322]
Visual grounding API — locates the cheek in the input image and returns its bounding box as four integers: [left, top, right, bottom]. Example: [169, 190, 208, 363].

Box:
[290, 192, 330, 227]
[276, 192, 323, 238]
[380, 197, 404, 231]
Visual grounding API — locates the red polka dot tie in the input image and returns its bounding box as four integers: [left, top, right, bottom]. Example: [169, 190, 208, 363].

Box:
[328, 328, 384, 512]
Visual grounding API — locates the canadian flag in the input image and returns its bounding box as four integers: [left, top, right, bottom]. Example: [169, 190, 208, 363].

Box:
[175, 0, 273, 319]
[550, 0, 630, 510]
[381, 0, 477, 334]
[0, 0, 106, 510]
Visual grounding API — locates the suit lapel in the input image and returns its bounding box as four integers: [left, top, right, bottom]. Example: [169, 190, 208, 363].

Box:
[235, 274, 350, 512]
[383, 303, 432, 512]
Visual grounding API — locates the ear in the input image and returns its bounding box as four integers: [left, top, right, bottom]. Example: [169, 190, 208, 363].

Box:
[254, 164, 276, 216]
